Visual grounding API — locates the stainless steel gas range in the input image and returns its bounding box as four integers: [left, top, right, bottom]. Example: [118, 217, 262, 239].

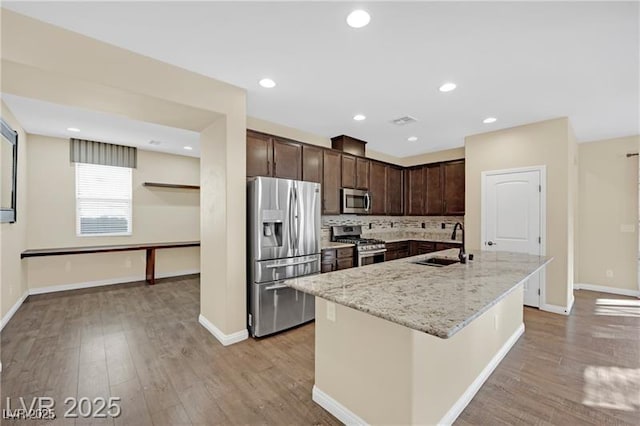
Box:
[331, 225, 387, 266]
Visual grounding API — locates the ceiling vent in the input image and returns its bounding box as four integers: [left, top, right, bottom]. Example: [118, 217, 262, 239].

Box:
[148, 140, 162, 145]
[390, 115, 418, 126]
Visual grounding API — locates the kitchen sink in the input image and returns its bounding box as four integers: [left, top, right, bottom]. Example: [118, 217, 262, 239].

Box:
[412, 257, 460, 267]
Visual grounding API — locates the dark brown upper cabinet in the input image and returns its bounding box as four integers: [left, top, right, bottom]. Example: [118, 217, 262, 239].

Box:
[341, 155, 356, 188]
[442, 160, 465, 215]
[355, 158, 370, 190]
[322, 150, 342, 215]
[272, 138, 302, 180]
[246, 130, 273, 177]
[247, 129, 464, 217]
[369, 161, 387, 215]
[424, 164, 443, 215]
[386, 166, 404, 215]
[302, 145, 323, 183]
[405, 166, 425, 216]
[331, 135, 367, 157]
[404, 159, 465, 216]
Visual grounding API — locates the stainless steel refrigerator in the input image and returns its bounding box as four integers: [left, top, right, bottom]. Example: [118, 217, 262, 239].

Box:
[247, 177, 321, 337]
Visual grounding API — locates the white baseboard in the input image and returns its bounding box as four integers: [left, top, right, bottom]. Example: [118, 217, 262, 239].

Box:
[312, 385, 369, 426]
[539, 303, 572, 315]
[1, 290, 29, 332]
[312, 323, 525, 426]
[574, 283, 640, 298]
[438, 323, 525, 425]
[198, 314, 248, 346]
[28, 269, 200, 295]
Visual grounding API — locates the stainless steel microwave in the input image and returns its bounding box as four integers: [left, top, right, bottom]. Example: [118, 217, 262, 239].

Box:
[341, 188, 371, 214]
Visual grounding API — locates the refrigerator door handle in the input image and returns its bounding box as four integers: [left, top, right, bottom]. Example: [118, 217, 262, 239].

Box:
[294, 186, 300, 253]
[265, 283, 289, 291]
[288, 186, 294, 252]
[265, 259, 317, 268]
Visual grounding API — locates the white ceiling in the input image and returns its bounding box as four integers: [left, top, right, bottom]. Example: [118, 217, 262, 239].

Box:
[3, 1, 639, 158]
[2, 94, 200, 158]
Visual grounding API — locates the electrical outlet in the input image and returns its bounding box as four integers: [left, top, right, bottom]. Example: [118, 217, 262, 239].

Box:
[441, 223, 446, 229]
[326, 302, 336, 322]
[620, 224, 635, 233]
[368, 223, 372, 230]
[606, 269, 614, 278]
[421, 222, 425, 229]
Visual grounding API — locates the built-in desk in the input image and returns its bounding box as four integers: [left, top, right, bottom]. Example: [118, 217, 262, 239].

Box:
[21, 241, 200, 284]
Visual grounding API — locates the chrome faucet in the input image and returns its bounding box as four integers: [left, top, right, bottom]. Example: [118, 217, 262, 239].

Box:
[451, 222, 466, 264]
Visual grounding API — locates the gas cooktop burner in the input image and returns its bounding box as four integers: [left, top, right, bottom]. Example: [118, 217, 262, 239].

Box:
[331, 225, 387, 252]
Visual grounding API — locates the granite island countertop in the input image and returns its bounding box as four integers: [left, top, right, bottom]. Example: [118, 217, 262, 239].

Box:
[284, 249, 552, 339]
[383, 238, 462, 244]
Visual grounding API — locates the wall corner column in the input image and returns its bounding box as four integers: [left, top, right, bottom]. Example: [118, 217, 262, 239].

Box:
[199, 104, 247, 346]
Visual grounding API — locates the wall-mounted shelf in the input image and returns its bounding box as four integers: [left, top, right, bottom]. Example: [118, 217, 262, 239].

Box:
[143, 182, 200, 190]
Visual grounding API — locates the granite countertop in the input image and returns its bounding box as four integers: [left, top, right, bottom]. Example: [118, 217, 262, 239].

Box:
[321, 242, 356, 250]
[284, 249, 553, 339]
[384, 238, 462, 244]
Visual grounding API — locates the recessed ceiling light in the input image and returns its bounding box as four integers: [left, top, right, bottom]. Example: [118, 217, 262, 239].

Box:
[439, 82, 457, 92]
[259, 78, 276, 88]
[67, 127, 80, 132]
[346, 10, 370, 28]
[184, 146, 193, 150]
[483, 117, 497, 124]
[353, 114, 366, 121]
[407, 136, 418, 142]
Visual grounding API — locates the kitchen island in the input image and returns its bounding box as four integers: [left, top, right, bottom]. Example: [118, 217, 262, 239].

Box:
[284, 249, 552, 425]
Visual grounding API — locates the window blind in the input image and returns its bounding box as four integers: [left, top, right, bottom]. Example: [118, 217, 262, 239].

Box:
[70, 138, 137, 168]
[76, 163, 132, 236]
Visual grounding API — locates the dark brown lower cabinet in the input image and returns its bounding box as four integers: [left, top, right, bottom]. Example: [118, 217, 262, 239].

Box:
[321, 247, 355, 272]
[387, 240, 461, 261]
[409, 241, 436, 256]
[436, 242, 462, 251]
[385, 241, 410, 261]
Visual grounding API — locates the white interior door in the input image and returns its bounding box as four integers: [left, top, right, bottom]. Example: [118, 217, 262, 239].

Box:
[483, 168, 544, 307]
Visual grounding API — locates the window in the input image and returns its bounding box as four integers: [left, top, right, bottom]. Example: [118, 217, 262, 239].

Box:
[76, 163, 132, 236]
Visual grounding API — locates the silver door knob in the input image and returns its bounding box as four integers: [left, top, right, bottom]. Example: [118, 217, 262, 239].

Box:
[487, 241, 496, 246]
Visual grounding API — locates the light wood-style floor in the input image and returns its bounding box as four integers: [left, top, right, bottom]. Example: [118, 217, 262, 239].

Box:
[1, 276, 638, 425]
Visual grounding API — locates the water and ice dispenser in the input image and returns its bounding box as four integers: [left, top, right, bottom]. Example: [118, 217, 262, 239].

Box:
[261, 210, 284, 248]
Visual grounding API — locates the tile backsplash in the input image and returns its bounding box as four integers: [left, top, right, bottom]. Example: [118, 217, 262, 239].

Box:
[321, 215, 464, 244]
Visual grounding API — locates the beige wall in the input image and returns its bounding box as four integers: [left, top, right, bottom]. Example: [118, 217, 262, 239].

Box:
[465, 118, 574, 308]
[2, 10, 247, 339]
[315, 287, 523, 424]
[0, 101, 28, 320]
[577, 135, 639, 292]
[24, 134, 200, 290]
